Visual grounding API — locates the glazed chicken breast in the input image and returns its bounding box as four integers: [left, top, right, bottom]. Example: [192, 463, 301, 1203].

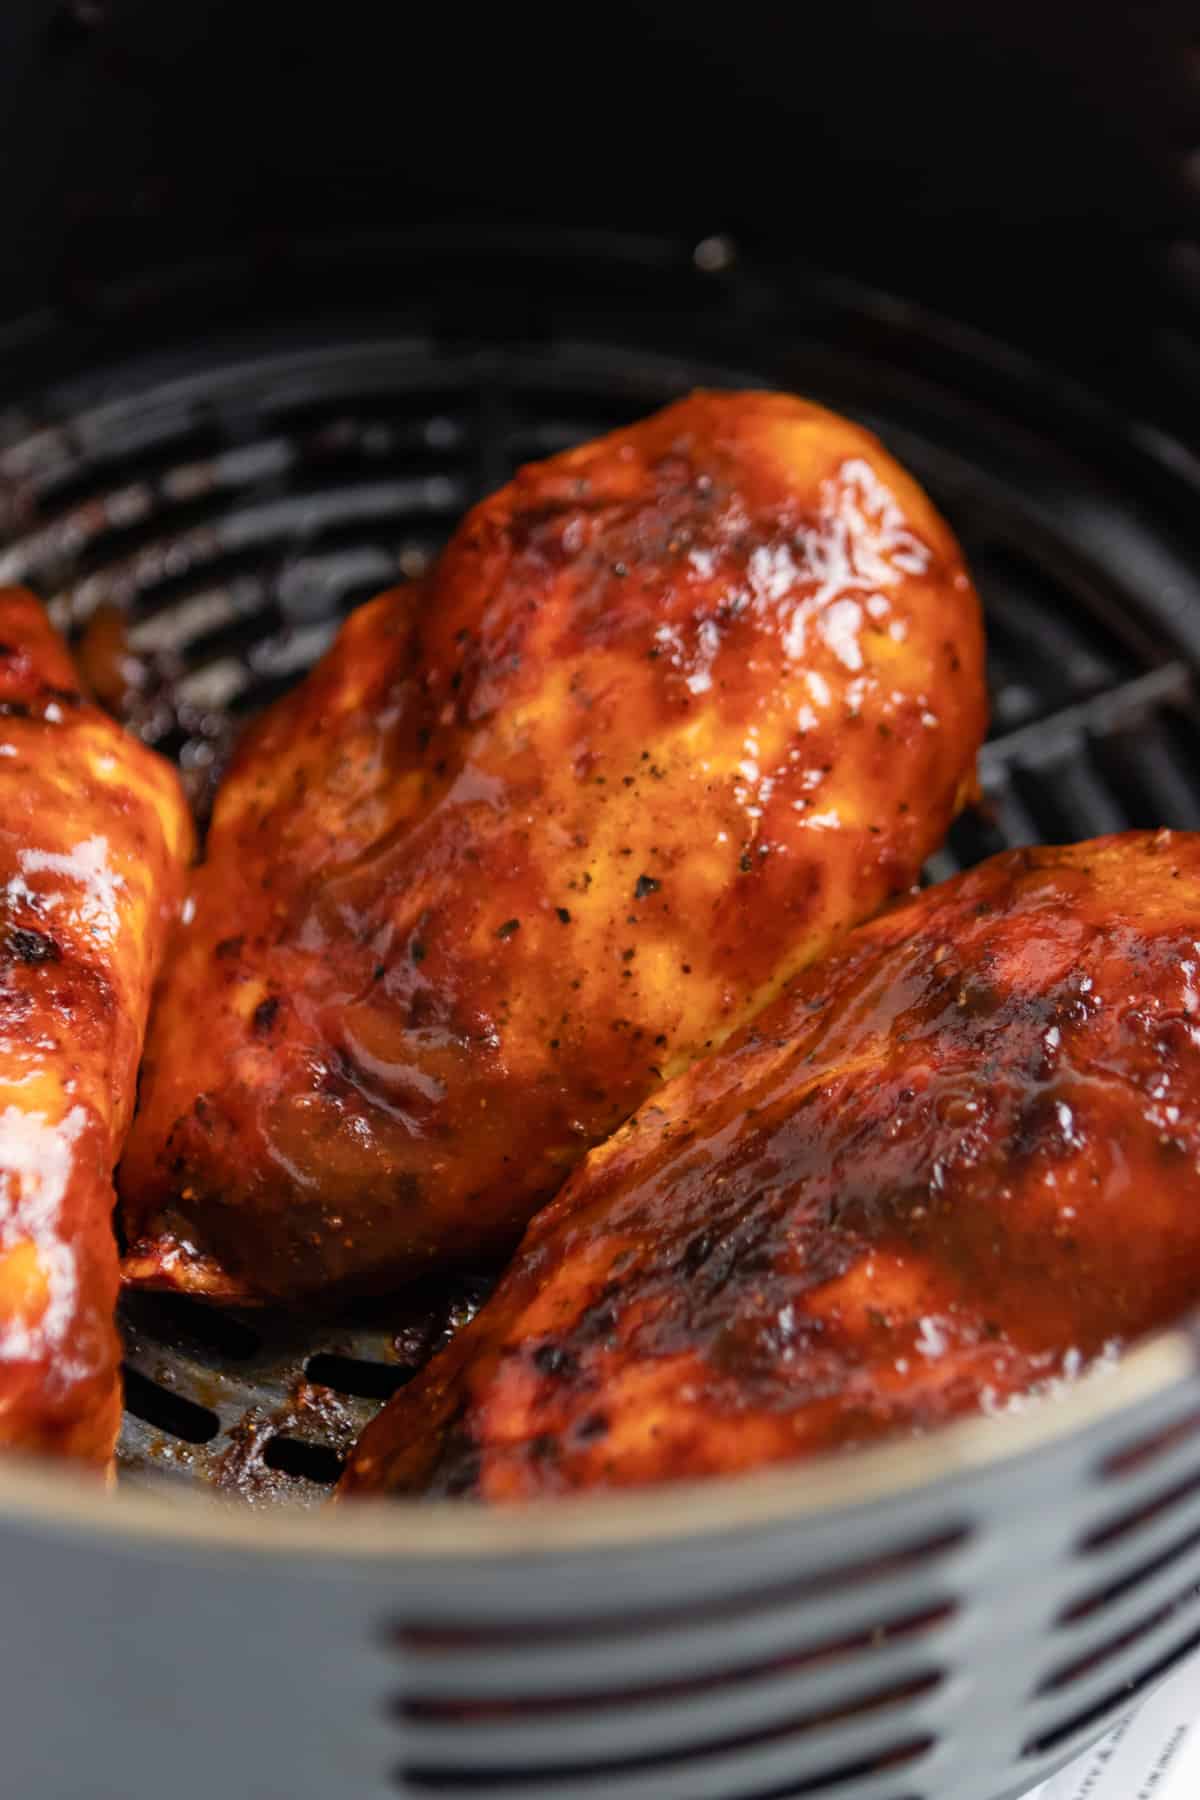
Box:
[120, 389, 985, 1303]
[341, 831, 1200, 1500]
[0, 591, 192, 1464]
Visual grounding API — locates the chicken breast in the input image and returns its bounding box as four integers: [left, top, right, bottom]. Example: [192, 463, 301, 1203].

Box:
[341, 831, 1200, 1499]
[0, 591, 192, 1464]
[120, 389, 985, 1303]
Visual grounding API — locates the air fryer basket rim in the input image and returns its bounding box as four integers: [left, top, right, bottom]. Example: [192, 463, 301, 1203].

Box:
[0, 1313, 1190, 1563]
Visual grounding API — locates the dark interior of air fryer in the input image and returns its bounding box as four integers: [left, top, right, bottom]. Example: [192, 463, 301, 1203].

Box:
[1, 0, 1197, 1508]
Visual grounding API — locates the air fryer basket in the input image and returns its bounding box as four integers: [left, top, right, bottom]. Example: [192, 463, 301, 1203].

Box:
[0, 228, 1199, 1800]
[0, 4, 1197, 1795]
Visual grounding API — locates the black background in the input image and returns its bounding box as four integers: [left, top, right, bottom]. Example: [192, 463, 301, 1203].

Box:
[0, 1, 1195, 424]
